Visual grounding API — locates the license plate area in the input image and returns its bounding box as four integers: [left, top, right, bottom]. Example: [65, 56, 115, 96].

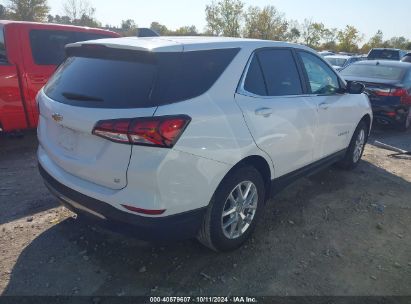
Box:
[57, 126, 78, 152]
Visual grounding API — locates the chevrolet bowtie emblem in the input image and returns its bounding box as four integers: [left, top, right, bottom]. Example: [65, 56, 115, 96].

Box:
[52, 113, 63, 122]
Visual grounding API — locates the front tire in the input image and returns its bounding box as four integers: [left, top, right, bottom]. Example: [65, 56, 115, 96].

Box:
[197, 166, 265, 252]
[337, 120, 368, 170]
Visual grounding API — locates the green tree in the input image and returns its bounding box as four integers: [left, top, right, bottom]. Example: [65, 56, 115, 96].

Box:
[77, 13, 100, 27]
[301, 19, 326, 48]
[7, 0, 50, 22]
[387, 36, 409, 49]
[150, 21, 169, 35]
[286, 20, 301, 43]
[369, 30, 384, 48]
[121, 19, 137, 31]
[243, 5, 288, 40]
[173, 25, 198, 36]
[0, 4, 9, 19]
[320, 27, 337, 50]
[63, 0, 99, 27]
[121, 19, 137, 36]
[337, 25, 363, 52]
[47, 14, 74, 25]
[361, 30, 384, 53]
[205, 0, 244, 37]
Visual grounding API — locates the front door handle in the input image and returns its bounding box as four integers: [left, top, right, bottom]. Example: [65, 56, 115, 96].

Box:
[319, 102, 329, 110]
[255, 107, 273, 117]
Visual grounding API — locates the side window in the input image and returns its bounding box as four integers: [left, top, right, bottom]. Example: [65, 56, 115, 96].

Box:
[29, 30, 112, 66]
[299, 51, 341, 95]
[75, 32, 112, 41]
[256, 49, 303, 96]
[0, 26, 7, 64]
[30, 30, 73, 65]
[244, 55, 267, 96]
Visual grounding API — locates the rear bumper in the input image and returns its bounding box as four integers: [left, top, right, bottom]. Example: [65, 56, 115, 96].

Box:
[372, 105, 409, 126]
[39, 164, 206, 241]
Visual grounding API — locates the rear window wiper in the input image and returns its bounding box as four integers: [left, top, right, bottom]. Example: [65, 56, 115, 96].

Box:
[62, 92, 104, 102]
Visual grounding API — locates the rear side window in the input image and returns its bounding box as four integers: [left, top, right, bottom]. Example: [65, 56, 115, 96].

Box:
[244, 55, 267, 96]
[29, 30, 114, 65]
[368, 49, 400, 61]
[256, 49, 303, 96]
[45, 48, 240, 108]
[0, 26, 7, 63]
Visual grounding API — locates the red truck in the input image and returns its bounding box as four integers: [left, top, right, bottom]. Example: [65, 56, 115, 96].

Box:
[0, 21, 120, 133]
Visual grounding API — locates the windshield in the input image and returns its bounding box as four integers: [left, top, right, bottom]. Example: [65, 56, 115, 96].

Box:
[45, 47, 240, 108]
[341, 64, 405, 81]
[325, 57, 347, 67]
[368, 49, 400, 60]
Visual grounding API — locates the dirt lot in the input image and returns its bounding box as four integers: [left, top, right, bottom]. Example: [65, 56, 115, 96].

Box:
[0, 127, 410, 296]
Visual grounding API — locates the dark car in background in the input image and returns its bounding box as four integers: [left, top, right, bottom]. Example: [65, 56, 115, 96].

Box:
[401, 53, 411, 63]
[325, 54, 363, 71]
[367, 48, 407, 61]
[341, 60, 411, 131]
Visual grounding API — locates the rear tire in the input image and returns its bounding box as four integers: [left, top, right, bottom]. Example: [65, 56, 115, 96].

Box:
[397, 111, 411, 132]
[337, 121, 368, 170]
[197, 166, 265, 252]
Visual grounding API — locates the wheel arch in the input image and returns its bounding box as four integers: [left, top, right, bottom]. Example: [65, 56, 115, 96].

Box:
[360, 113, 372, 136]
[220, 155, 273, 202]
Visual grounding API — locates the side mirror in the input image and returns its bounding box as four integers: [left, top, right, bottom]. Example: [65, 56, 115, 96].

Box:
[347, 81, 365, 94]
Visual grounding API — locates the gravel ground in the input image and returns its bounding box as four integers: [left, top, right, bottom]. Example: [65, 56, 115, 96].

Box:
[0, 127, 410, 296]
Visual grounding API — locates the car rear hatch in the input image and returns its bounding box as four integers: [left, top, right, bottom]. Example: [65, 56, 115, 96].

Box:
[37, 43, 179, 190]
[38, 39, 240, 190]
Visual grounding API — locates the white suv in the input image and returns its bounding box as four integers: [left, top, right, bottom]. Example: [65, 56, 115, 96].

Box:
[37, 37, 372, 251]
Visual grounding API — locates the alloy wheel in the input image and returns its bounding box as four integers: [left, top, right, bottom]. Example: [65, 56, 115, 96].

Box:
[221, 181, 258, 239]
[353, 129, 365, 163]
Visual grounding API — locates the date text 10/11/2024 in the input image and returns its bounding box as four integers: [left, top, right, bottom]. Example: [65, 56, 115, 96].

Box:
[149, 297, 258, 303]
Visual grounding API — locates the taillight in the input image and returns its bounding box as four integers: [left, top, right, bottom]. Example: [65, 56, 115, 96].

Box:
[391, 88, 411, 105]
[373, 88, 391, 96]
[374, 88, 411, 105]
[92, 119, 131, 144]
[92, 115, 191, 148]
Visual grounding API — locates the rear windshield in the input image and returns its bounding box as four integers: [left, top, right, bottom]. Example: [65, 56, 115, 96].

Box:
[44, 47, 240, 108]
[368, 49, 400, 60]
[0, 26, 7, 63]
[341, 64, 405, 81]
[30, 29, 115, 65]
[326, 57, 347, 67]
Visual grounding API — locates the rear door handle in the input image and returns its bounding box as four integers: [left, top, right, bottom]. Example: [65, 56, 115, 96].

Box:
[255, 108, 273, 117]
[319, 102, 329, 110]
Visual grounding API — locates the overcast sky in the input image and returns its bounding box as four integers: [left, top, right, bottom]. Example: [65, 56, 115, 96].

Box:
[6, 0, 411, 40]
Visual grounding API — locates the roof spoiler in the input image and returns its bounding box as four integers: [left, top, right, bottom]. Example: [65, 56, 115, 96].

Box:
[136, 28, 160, 37]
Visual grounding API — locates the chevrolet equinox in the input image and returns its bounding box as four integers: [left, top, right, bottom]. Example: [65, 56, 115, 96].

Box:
[38, 37, 372, 251]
